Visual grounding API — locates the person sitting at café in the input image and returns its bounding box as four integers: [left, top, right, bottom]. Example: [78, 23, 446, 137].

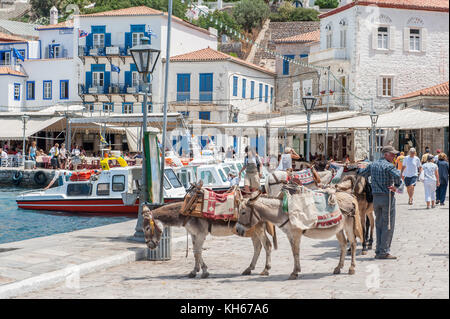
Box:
[1, 148, 8, 166]
[28, 141, 37, 169]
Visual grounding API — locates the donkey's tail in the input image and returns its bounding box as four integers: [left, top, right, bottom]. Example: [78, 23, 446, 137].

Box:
[266, 222, 278, 250]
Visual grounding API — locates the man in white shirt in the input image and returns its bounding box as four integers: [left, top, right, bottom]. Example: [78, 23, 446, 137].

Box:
[401, 148, 422, 205]
[1, 149, 8, 166]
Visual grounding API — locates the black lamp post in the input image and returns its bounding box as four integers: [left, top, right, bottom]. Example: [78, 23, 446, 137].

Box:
[302, 95, 317, 162]
[130, 37, 160, 240]
[370, 112, 379, 161]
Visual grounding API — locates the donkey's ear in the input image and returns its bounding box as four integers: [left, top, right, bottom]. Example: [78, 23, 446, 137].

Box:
[197, 180, 203, 188]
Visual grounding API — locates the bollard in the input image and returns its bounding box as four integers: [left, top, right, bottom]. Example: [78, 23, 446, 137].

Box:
[147, 226, 172, 261]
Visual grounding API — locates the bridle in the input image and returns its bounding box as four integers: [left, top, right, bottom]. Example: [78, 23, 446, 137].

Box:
[144, 212, 162, 247]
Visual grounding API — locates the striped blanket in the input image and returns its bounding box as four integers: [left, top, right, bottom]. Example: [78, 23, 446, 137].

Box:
[288, 168, 315, 185]
[201, 190, 237, 221]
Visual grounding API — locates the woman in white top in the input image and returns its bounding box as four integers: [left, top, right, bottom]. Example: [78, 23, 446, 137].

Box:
[422, 155, 440, 209]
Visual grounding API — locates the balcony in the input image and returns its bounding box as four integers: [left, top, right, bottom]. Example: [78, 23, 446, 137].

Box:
[177, 92, 190, 102]
[315, 92, 350, 108]
[309, 48, 348, 64]
[199, 91, 213, 103]
[78, 46, 129, 57]
[0, 59, 12, 66]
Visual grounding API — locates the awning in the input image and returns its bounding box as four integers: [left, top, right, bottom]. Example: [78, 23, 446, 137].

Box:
[0, 117, 63, 141]
[125, 127, 140, 152]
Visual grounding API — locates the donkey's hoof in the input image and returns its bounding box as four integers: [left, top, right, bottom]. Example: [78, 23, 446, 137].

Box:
[201, 271, 210, 279]
[333, 267, 341, 274]
[288, 273, 298, 280]
[241, 268, 252, 276]
[348, 268, 355, 275]
[188, 271, 197, 278]
[259, 269, 269, 276]
[361, 250, 368, 255]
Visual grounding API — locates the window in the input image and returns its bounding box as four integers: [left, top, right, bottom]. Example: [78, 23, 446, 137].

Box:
[103, 103, 114, 112]
[325, 24, 332, 49]
[176, 73, 190, 101]
[200, 170, 216, 185]
[199, 73, 213, 102]
[199, 111, 210, 121]
[1, 51, 11, 65]
[14, 83, 20, 101]
[164, 169, 182, 188]
[283, 55, 294, 75]
[377, 27, 389, 49]
[112, 175, 125, 192]
[259, 83, 263, 102]
[380, 77, 393, 97]
[265, 85, 268, 103]
[60, 80, 69, 99]
[132, 71, 139, 87]
[233, 76, 238, 96]
[93, 33, 105, 48]
[67, 183, 92, 196]
[86, 103, 94, 112]
[97, 183, 110, 196]
[93, 72, 104, 87]
[218, 169, 227, 183]
[132, 32, 144, 47]
[122, 103, 133, 114]
[250, 81, 255, 99]
[163, 176, 171, 190]
[270, 87, 273, 105]
[242, 78, 246, 98]
[409, 28, 420, 51]
[26, 81, 35, 100]
[299, 53, 308, 58]
[53, 45, 60, 58]
[43, 81, 52, 99]
[340, 29, 347, 48]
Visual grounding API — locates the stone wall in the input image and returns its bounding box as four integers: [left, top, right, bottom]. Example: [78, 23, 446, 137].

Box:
[0, 168, 56, 187]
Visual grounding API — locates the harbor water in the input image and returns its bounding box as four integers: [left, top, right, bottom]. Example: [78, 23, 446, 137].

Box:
[0, 187, 135, 244]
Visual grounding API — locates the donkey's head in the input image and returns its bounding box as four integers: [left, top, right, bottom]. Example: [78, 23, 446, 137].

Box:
[142, 206, 164, 249]
[236, 191, 261, 236]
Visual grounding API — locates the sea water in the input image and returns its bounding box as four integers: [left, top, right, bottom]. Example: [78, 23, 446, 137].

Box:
[0, 187, 134, 244]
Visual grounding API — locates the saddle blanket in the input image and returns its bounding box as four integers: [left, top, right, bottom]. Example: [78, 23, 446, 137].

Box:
[284, 188, 342, 230]
[289, 168, 315, 185]
[202, 190, 237, 221]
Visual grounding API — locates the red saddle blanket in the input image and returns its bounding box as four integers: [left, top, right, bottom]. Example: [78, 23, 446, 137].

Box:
[202, 190, 237, 221]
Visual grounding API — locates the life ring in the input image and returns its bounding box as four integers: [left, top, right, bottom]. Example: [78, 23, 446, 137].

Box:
[34, 171, 48, 186]
[12, 171, 23, 185]
[318, 143, 324, 152]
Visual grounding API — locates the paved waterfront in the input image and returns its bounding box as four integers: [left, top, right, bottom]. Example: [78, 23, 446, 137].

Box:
[14, 186, 450, 299]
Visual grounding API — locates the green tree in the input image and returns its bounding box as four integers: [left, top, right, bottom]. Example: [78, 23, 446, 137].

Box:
[194, 10, 241, 36]
[314, 0, 339, 9]
[269, 2, 319, 22]
[232, 0, 270, 32]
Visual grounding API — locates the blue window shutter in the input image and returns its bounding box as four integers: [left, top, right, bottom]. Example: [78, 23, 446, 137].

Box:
[283, 55, 294, 75]
[86, 33, 93, 49]
[85, 71, 92, 88]
[233, 76, 238, 96]
[259, 83, 263, 102]
[242, 78, 246, 98]
[48, 45, 53, 58]
[265, 85, 268, 102]
[251, 81, 255, 99]
[300, 53, 308, 58]
[199, 73, 212, 91]
[105, 33, 111, 47]
[125, 71, 131, 87]
[125, 32, 132, 50]
[104, 71, 110, 93]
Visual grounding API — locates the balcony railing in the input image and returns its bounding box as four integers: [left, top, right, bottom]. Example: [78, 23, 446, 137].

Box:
[309, 48, 348, 64]
[0, 60, 12, 66]
[199, 91, 213, 102]
[177, 92, 191, 102]
[316, 92, 349, 107]
[78, 45, 129, 57]
[80, 83, 147, 95]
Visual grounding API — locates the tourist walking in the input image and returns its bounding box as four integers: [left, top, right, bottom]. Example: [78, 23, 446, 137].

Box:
[434, 149, 441, 163]
[59, 143, 68, 169]
[401, 148, 422, 205]
[422, 155, 440, 209]
[395, 152, 405, 170]
[49, 143, 60, 169]
[277, 147, 300, 171]
[357, 145, 402, 260]
[436, 153, 449, 206]
[421, 147, 431, 164]
[71, 145, 81, 171]
[239, 146, 262, 193]
[28, 141, 37, 169]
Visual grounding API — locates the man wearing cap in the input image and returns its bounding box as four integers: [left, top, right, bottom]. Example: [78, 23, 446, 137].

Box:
[357, 145, 402, 259]
[401, 148, 422, 205]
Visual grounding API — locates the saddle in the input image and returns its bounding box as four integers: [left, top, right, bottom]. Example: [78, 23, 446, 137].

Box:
[182, 189, 238, 222]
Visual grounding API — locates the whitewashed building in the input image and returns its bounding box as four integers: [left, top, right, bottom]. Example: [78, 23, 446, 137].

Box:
[76, 6, 217, 114]
[310, 0, 449, 112]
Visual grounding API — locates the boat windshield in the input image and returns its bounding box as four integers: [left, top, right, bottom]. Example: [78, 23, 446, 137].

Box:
[66, 183, 92, 197]
[218, 168, 228, 183]
[165, 169, 182, 188]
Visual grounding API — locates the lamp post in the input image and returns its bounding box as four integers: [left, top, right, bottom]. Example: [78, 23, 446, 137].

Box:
[302, 95, 317, 162]
[130, 37, 160, 240]
[370, 112, 379, 161]
[21, 115, 29, 168]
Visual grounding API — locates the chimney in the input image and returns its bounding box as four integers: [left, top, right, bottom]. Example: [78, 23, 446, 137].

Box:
[50, 6, 58, 25]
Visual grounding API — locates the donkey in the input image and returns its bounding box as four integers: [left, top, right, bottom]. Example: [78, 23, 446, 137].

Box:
[235, 188, 360, 280]
[142, 186, 277, 279]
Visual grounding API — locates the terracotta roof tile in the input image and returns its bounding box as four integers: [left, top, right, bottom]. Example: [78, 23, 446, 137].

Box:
[320, 0, 449, 19]
[274, 29, 320, 44]
[0, 67, 26, 77]
[170, 47, 275, 75]
[36, 20, 74, 30]
[0, 32, 29, 42]
[392, 82, 449, 100]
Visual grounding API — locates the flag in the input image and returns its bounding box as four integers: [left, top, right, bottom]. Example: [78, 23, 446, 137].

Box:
[79, 30, 89, 38]
[147, 27, 157, 39]
[100, 134, 108, 145]
[111, 64, 120, 73]
[13, 48, 24, 61]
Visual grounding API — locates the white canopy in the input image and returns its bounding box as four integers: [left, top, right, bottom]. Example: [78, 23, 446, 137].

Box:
[0, 117, 63, 141]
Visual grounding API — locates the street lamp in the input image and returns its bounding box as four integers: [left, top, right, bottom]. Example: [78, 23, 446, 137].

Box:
[370, 112, 379, 161]
[21, 115, 29, 168]
[302, 95, 317, 162]
[130, 37, 160, 240]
